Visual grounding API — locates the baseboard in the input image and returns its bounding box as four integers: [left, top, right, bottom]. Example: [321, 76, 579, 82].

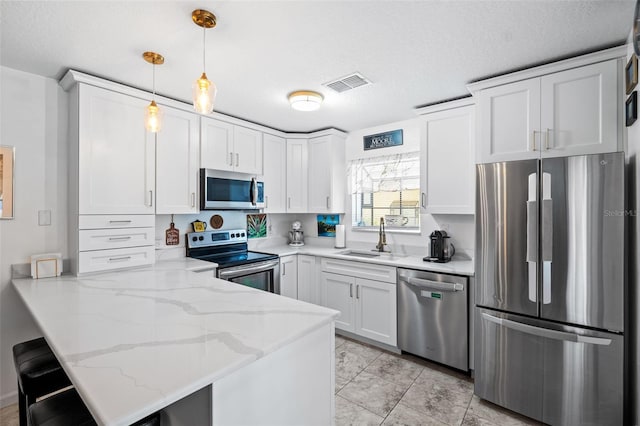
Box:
[0, 390, 18, 409]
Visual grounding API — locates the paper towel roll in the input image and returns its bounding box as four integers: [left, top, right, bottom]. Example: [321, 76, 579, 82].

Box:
[335, 224, 346, 248]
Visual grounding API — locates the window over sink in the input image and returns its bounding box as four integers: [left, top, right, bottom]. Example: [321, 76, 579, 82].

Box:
[348, 152, 420, 230]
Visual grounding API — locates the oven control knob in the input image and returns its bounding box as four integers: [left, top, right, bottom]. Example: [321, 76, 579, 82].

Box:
[198, 236, 204, 241]
[241, 232, 245, 237]
[231, 233, 236, 238]
[192, 236, 197, 242]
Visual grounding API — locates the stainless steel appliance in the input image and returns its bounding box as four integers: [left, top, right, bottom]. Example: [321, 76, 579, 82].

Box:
[424, 230, 455, 263]
[200, 169, 264, 210]
[397, 268, 468, 371]
[186, 229, 280, 293]
[288, 220, 304, 247]
[475, 152, 625, 425]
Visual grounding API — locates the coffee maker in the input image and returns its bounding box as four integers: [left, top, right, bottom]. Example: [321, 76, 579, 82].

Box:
[424, 230, 455, 263]
[289, 221, 305, 247]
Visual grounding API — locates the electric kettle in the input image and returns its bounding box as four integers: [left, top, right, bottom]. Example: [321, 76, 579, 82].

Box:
[289, 221, 305, 247]
[424, 230, 455, 263]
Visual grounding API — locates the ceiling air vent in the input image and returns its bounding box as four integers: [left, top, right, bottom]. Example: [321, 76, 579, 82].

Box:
[324, 72, 371, 93]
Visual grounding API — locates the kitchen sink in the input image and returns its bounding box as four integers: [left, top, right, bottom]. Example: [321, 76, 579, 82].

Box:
[337, 249, 381, 258]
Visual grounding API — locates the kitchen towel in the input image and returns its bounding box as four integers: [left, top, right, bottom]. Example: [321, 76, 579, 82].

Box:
[335, 224, 346, 248]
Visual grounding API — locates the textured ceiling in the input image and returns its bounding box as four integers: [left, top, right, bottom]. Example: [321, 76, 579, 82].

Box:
[0, 1, 635, 133]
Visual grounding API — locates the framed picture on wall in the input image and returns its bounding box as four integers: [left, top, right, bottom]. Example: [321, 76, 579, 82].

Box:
[626, 55, 638, 95]
[626, 91, 637, 127]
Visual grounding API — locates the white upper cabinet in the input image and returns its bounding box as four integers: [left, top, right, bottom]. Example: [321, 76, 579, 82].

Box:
[307, 135, 346, 213]
[477, 79, 540, 163]
[539, 60, 618, 158]
[286, 139, 308, 213]
[155, 106, 200, 214]
[78, 84, 155, 214]
[418, 100, 475, 214]
[474, 54, 622, 163]
[201, 117, 263, 175]
[262, 133, 287, 213]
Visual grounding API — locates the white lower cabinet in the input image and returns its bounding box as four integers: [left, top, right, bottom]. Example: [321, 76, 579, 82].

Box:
[320, 258, 397, 346]
[279, 255, 298, 299]
[297, 255, 318, 304]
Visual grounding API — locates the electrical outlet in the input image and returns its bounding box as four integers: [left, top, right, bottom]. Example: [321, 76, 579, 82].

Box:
[38, 210, 51, 226]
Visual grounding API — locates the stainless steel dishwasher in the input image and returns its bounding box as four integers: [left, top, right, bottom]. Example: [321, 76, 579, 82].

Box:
[397, 268, 468, 371]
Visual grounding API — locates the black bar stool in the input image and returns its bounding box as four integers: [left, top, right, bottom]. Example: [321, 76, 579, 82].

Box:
[28, 388, 96, 426]
[13, 337, 72, 426]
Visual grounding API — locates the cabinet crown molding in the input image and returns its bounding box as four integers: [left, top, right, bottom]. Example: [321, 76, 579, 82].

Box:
[415, 97, 475, 116]
[466, 45, 627, 94]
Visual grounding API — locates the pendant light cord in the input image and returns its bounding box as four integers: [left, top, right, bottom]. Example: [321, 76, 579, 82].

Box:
[202, 26, 206, 74]
[152, 61, 156, 99]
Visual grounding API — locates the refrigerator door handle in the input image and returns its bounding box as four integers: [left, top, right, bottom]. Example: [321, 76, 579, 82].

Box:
[542, 172, 553, 304]
[481, 313, 612, 346]
[526, 173, 538, 303]
[407, 277, 464, 292]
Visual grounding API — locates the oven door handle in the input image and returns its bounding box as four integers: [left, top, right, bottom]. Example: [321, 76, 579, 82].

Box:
[218, 260, 279, 279]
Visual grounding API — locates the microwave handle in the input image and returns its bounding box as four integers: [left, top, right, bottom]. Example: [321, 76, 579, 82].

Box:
[250, 177, 257, 206]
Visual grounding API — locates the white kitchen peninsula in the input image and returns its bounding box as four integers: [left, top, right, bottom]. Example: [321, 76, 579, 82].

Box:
[12, 260, 338, 426]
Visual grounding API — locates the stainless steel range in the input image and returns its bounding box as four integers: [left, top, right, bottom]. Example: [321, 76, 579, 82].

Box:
[186, 229, 280, 294]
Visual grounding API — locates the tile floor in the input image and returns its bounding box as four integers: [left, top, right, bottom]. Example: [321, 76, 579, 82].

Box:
[334, 335, 541, 426]
[0, 335, 539, 426]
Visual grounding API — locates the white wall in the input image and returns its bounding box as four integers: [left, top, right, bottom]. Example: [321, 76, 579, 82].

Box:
[625, 36, 640, 425]
[344, 118, 475, 257]
[0, 67, 68, 406]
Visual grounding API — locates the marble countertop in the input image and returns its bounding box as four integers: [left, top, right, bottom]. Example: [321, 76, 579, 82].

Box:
[255, 244, 474, 276]
[12, 260, 338, 426]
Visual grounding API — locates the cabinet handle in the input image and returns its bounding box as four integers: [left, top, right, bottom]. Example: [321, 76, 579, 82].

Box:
[282, 262, 286, 276]
[191, 192, 196, 208]
[350, 283, 353, 298]
[265, 195, 269, 209]
[109, 220, 132, 224]
[236, 153, 239, 167]
[326, 196, 330, 210]
[530, 131, 537, 151]
[109, 256, 131, 262]
[545, 128, 552, 150]
[356, 284, 360, 299]
[288, 197, 291, 209]
[421, 192, 426, 209]
[229, 152, 233, 166]
[148, 190, 153, 207]
[108, 236, 131, 241]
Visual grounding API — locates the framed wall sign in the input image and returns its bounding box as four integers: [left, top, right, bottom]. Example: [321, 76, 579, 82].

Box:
[627, 91, 637, 127]
[363, 129, 403, 150]
[626, 54, 638, 95]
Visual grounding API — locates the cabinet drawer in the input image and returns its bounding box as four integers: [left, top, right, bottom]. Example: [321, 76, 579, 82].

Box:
[79, 215, 155, 230]
[78, 246, 155, 274]
[79, 228, 155, 251]
[320, 258, 396, 284]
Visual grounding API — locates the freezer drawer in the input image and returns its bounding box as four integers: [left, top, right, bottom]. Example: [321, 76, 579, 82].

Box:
[475, 308, 623, 425]
[397, 269, 468, 371]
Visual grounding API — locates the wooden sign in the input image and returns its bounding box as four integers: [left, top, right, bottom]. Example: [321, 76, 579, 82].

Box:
[363, 129, 403, 150]
[165, 216, 179, 245]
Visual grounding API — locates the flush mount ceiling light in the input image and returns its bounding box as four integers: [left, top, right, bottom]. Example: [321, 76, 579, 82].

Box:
[192, 9, 217, 114]
[143, 51, 164, 133]
[288, 91, 323, 111]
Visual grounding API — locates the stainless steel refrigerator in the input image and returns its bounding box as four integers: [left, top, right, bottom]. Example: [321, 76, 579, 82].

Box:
[475, 152, 625, 425]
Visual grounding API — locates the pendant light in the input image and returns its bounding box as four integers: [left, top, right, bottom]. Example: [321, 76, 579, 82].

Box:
[143, 51, 164, 132]
[192, 9, 217, 114]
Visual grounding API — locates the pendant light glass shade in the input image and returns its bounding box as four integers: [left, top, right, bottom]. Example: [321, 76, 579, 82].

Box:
[193, 72, 217, 114]
[145, 100, 163, 132]
[142, 51, 164, 133]
[192, 10, 217, 114]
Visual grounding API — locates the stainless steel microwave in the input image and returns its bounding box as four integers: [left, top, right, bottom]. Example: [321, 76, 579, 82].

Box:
[200, 169, 265, 210]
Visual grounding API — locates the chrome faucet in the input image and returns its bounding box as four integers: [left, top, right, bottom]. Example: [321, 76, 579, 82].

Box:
[375, 217, 387, 252]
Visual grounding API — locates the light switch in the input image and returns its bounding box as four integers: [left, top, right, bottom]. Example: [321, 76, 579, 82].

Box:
[38, 210, 51, 226]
